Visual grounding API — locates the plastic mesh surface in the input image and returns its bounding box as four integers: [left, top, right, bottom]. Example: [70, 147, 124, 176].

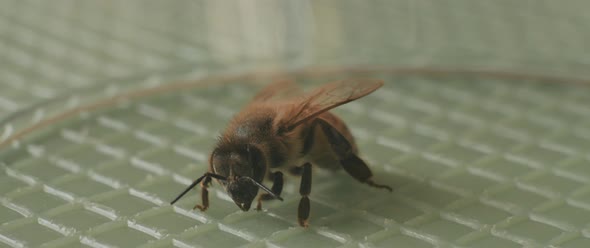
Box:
[1, 0, 590, 119]
[1, 0, 590, 247]
[2, 71, 590, 247]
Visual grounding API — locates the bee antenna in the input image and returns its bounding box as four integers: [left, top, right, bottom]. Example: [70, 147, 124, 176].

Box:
[246, 177, 283, 201]
[170, 173, 227, 205]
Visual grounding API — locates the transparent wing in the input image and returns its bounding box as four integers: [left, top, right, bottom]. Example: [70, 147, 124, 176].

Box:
[282, 78, 384, 131]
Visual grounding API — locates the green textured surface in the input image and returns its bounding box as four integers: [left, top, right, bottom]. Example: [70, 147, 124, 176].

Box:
[1, 0, 590, 248]
[2, 73, 590, 248]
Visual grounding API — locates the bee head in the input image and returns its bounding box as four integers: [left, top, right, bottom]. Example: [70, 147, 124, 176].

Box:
[227, 176, 258, 211]
[210, 143, 281, 211]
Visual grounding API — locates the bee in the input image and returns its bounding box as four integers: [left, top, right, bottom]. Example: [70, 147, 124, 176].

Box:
[170, 79, 392, 227]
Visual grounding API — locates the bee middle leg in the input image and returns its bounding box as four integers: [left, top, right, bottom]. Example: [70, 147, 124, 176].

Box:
[256, 171, 284, 211]
[298, 162, 312, 227]
[316, 118, 392, 192]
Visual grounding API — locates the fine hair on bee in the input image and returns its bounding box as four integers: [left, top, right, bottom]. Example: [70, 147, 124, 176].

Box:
[171, 78, 392, 227]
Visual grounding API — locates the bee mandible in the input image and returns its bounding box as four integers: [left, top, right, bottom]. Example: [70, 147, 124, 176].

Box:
[170, 79, 392, 227]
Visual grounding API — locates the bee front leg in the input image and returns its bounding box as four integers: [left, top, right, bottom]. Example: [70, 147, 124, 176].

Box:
[256, 171, 284, 211]
[317, 119, 392, 192]
[298, 162, 312, 227]
[194, 176, 212, 211]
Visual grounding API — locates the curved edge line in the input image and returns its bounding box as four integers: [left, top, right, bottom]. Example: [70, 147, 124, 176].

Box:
[1, 65, 588, 149]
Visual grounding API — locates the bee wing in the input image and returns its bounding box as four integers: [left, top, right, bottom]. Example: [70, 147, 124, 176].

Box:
[251, 78, 303, 102]
[282, 79, 384, 131]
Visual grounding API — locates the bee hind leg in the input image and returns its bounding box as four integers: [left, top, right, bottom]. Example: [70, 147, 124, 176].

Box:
[256, 171, 284, 211]
[297, 162, 312, 227]
[316, 119, 392, 192]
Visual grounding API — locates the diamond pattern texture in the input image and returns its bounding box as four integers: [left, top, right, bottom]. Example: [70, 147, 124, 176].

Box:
[2, 73, 590, 247]
[1, 0, 590, 248]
